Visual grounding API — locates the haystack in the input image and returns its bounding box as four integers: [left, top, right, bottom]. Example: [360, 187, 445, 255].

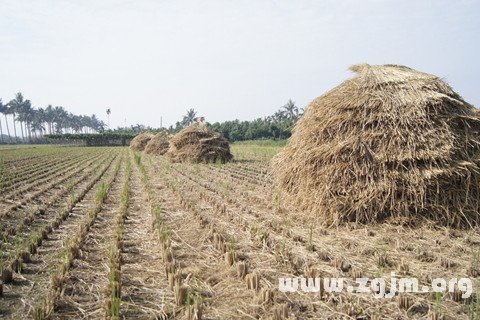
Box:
[130, 132, 154, 151]
[166, 123, 233, 163]
[144, 132, 171, 155]
[273, 64, 480, 227]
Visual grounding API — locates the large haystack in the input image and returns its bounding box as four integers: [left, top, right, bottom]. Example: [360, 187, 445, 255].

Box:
[166, 123, 233, 163]
[144, 132, 171, 155]
[273, 64, 480, 227]
[130, 132, 154, 151]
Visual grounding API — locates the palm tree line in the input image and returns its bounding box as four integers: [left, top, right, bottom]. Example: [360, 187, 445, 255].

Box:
[168, 100, 302, 141]
[0, 93, 105, 143]
[177, 100, 301, 129]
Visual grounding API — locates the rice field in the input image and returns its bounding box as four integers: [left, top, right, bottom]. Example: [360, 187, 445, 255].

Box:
[0, 144, 480, 319]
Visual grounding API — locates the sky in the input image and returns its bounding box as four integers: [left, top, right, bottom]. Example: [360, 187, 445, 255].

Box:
[0, 0, 478, 129]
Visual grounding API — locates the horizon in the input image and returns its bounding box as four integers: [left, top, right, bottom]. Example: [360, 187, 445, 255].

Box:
[0, 0, 479, 130]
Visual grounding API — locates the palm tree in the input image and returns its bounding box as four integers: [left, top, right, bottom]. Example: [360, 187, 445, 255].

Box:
[95, 118, 106, 132]
[44, 105, 55, 134]
[281, 99, 299, 122]
[31, 108, 46, 138]
[7, 92, 25, 140]
[69, 113, 83, 133]
[84, 114, 104, 133]
[90, 114, 97, 132]
[182, 108, 197, 126]
[22, 100, 34, 141]
[53, 106, 67, 133]
[0, 100, 11, 141]
[0, 99, 5, 143]
[13, 100, 37, 142]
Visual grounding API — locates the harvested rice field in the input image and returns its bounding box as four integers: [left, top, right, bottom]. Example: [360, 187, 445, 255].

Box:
[1, 143, 480, 319]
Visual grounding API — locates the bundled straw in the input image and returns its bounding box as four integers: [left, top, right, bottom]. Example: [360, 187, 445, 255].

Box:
[166, 123, 233, 163]
[273, 64, 480, 227]
[144, 132, 171, 155]
[130, 132, 154, 151]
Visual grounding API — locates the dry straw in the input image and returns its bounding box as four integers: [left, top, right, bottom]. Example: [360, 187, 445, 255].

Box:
[166, 123, 233, 163]
[144, 132, 171, 155]
[129, 132, 154, 151]
[273, 64, 480, 228]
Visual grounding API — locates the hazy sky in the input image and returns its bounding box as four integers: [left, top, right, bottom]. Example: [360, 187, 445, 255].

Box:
[0, 0, 478, 128]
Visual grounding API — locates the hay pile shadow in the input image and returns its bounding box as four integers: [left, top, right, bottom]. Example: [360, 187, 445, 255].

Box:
[166, 123, 233, 163]
[273, 64, 480, 227]
[130, 132, 154, 151]
[144, 132, 171, 155]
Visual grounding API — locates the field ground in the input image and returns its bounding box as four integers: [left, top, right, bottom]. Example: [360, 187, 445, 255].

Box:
[0, 143, 479, 319]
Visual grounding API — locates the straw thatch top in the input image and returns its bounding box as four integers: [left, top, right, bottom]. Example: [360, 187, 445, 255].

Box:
[273, 64, 480, 227]
[305, 64, 480, 163]
[130, 132, 154, 151]
[144, 132, 171, 155]
[166, 123, 233, 163]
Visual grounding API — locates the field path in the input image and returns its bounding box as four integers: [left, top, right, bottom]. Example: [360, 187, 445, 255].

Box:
[145, 157, 268, 319]
[120, 159, 171, 319]
[0, 154, 113, 258]
[0, 153, 121, 319]
[52, 159, 125, 319]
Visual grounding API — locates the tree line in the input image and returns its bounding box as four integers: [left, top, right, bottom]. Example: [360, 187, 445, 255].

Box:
[169, 99, 302, 141]
[101, 99, 303, 142]
[0, 92, 105, 143]
[0, 94, 302, 144]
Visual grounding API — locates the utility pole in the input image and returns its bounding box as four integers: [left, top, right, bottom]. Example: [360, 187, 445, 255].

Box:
[160, 116, 162, 129]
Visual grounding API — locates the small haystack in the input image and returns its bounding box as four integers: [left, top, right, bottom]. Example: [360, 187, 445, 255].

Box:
[144, 132, 171, 155]
[166, 123, 233, 163]
[273, 64, 480, 227]
[130, 132, 154, 151]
